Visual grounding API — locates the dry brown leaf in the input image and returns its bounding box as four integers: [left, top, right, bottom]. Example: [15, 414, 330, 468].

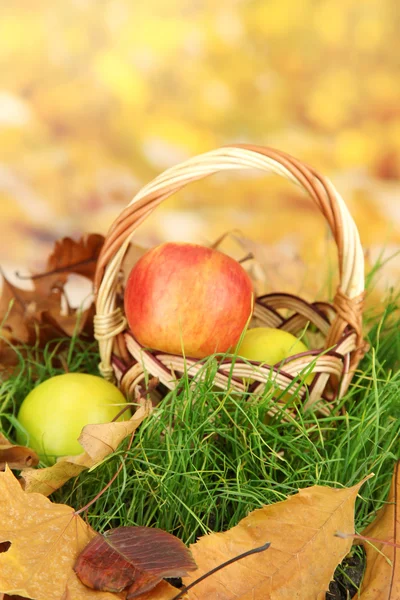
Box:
[0, 433, 39, 471]
[46, 234, 105, 281]
[356, 460, 400, 599]
[0, 594, 32, 599]
[40, 302, 96, 339]
[0, 234, 104, 347]
[0, 271, 58, 344]
[180, 476, 371, 600]
[0, 340, 21, 380]
[74, 525, 197, 597]
[20, 401, 151, 496]
[31, 234, 105, 305]
[0, 467, 120, 600]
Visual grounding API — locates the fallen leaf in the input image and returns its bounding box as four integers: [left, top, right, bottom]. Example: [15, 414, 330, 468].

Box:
[75, 526, 197, 598]
[356, 460, 400, 599]
[0, 271, 58, 344]
[0, 340, 20, 380]
[31, 234, 104, 303]
[40, 301, 96, 339]
[0, 433, 39, 471]
[0, 467, 120, 600]
[46, 234, 105, 281]
[181, 476, 371, 599]
[0, 594, 33, 599]
[0, 234, 104, 347]
[20, 400, 151, 496]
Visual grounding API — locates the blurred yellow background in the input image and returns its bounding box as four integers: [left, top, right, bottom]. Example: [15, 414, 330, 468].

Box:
[1, 0, 399, 300]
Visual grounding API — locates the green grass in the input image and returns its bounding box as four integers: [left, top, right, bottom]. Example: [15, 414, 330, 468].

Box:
[1, 292, 399, 552]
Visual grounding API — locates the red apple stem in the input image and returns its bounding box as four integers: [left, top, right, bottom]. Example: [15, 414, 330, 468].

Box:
[74, 379, 157, 517]
[170, 541, 270, 600]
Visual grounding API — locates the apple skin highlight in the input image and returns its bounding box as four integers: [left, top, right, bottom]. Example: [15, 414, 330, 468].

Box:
[124, 242, 254, 358]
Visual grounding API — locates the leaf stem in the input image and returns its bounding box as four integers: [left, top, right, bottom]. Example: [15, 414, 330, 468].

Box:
[336, 531, 400, 549]
[170, 541, 270, 600]
[15, 256, 97, 281]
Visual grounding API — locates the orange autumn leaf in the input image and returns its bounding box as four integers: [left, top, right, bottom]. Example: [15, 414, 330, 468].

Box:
[180, 476, 371, 600]
[357, 460, 400, 599]
[0, 467, 120, 600]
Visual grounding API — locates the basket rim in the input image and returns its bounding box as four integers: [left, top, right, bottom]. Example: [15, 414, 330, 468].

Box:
[115, 322, 358, 413]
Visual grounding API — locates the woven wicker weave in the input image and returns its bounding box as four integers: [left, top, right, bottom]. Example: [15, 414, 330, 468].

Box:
[93, 144, 367, 415]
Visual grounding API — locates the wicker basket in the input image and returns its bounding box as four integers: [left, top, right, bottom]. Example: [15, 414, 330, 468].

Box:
[93, 144, 367, 416]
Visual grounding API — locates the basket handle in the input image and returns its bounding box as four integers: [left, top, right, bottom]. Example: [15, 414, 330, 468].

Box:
[94, 144, 365, 379]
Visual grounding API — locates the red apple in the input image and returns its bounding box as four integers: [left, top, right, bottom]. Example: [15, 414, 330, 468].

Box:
[124, 242, 254, 358]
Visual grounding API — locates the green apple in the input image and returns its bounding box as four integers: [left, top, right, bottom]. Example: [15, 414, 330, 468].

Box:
[16, 373, 130, 463]
[236, 327, 308, 364]
[235, 327, 313, 392]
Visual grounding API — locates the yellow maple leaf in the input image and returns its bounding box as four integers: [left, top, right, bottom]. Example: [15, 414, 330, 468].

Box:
[0, 467, 119, 600]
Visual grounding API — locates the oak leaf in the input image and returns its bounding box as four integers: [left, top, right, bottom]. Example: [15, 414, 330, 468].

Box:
[180, 476, 370, 599]
[0, 467, 120, 600]
[0, 233, 104, 346]
[45, 233, 105, 282]
[20, 400, 151, 496]
[0, 271, 59, 344]
[0, 433, 39, 471]
[356, 460, 400, 599]
[75, 526, 197, 598]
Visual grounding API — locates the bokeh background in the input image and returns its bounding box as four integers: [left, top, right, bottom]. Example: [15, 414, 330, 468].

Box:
[1, 0, 399, 302]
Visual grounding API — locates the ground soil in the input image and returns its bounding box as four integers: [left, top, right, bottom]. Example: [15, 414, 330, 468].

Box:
[326, 553, 365, 599]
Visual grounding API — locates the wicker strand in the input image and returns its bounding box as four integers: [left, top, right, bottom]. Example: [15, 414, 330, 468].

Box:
[94, 308, 127, 380]
[97, 361, 116, 380]
[333, 288, 365, 340]
[94, 308, 127, 341]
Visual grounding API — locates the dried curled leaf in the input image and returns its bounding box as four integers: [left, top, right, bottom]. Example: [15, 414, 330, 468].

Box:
[0, 433, 39, 471]
[20, 400, 151, 496]
[46, 234, 105, 281]
[356, 460, 400, 598]
[0, 233, 104, 347]
[0, 271, 58, 344]
[75, 526, 197, 598]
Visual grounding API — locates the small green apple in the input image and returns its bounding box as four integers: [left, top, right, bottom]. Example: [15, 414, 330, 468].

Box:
[236, 327, 308, 364]
[16, 373, 130, 463]
[235, 327, 313, 393]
